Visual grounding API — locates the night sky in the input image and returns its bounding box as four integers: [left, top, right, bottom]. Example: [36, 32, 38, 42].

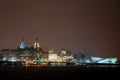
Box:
[0, 0, 120, 58]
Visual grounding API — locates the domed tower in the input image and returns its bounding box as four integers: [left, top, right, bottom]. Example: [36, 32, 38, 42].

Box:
[31, 37, 43, 52]
[19, 38, 26, 49]
[33, 37, 40, 49]
[61, 48, 67, 56]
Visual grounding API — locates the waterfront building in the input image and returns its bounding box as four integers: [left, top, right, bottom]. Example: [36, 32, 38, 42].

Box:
[91, 56, 117, 64]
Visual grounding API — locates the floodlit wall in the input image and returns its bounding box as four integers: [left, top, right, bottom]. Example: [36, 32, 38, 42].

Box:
[48, 54, 57, 62]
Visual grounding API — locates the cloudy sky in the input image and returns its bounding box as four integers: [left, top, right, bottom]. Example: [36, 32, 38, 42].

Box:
[0, 0, 120, 58]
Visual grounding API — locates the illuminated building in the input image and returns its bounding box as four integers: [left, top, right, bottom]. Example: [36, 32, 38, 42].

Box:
[40, 52, 49, 62]
[61, 48, 67, 56]
[49, 54, 57, 62]
[33, 37, 40, 49]
[48, 49, 57, 62]
[59, 49, 74, 62]
[19, 38, 26, 49]
[91, 57, 117, 64]
[48, 49, 54, 54]
[8, 56, 17, 62]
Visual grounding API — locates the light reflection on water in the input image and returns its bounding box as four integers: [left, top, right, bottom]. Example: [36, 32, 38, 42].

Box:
[0, 61, 120, 68]
[86, 65, 120, 67]
[0, 64, 120, 68]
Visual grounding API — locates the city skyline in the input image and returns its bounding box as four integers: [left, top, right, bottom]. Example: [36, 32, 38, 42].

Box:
[0, 0, 120, 58]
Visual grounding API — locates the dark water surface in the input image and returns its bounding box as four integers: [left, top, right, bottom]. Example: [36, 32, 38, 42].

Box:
[0, 65, 119, 80]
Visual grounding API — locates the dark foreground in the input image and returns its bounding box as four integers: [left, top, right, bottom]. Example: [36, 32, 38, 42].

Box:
[0, 65, 120, 80]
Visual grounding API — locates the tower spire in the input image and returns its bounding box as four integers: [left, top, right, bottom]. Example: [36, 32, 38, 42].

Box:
[35, 37, 38, 41]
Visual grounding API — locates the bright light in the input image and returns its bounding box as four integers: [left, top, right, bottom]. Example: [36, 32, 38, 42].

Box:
[49, 54, 57, 62]
[8, 57, 17, 62]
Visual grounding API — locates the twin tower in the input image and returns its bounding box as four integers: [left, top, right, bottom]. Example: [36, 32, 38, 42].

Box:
[19, 37, 40, 50]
